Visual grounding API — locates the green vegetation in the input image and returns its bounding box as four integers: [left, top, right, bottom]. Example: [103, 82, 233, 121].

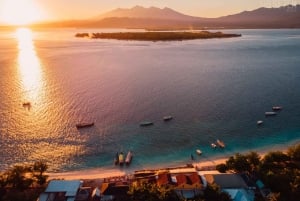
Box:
[0, 161, 48, 201]
[75, 31, 241, 41]
[216, 144, 300, 201]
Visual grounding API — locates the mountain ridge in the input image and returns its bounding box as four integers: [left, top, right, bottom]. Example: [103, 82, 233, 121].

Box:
[30, 5, 300, 29]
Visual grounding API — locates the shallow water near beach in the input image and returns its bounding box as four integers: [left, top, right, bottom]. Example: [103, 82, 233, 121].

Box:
[0, 28, 300, 172]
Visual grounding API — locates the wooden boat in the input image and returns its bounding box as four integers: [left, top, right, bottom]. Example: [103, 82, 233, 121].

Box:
[265, 112, 277, 116]
[211, 143, 217, 148]
[119, 152, 124, 166]
[22, 102, 31, 107]
[257, 120, 263, 125]
[272, 106, 282, 111]
[76, 122, 94, 129]
[125, 151, 133, 165]
[163, 116, 173, 121]
[114, 152, 119, 165]
[140, 121, 154, 126]
[196, 149, 202, 155]
[216, 139, 225, 148]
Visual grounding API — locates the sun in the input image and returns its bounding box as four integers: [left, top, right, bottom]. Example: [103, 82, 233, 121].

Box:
[0, 0, 45, 25]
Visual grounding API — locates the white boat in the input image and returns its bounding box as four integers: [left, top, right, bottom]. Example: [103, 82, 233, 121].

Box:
[140, 121, 154, 126]
[257, 120, 263, 125]
[211, 143, 217, 148]
[125, 151, 133, 165]
[272, 106, 282, 111]
[163, 116, 173, 121]
[196, 149, 202, 155]
[265, 112, 277, 116]
[216, 139, 225, 148]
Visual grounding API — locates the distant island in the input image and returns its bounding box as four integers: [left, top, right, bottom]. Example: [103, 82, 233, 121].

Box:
[75, 31, 241, 41]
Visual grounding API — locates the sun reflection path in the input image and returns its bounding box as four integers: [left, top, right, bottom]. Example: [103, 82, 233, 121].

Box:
[16, 27, 43, 103]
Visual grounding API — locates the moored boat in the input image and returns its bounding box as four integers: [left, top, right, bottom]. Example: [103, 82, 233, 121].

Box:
[163, 116, 173, 121]
[216, 139, 225, 148]
[76, 122, 94, 129]
[257, 120, 263, 125]
[125, 151, 133, 165]
[119, 152, 124, 166]
[22, 102, 31, 107]
[114, 152, 119, 165]
[196, 149, 202, 155]
[211, 143, 217, 148]
[140, 121, 154, 126]
[265, 112, 277, 116]
[272, 106, 282, 111]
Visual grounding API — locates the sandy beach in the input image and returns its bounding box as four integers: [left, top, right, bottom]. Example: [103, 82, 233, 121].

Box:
[48, 141, 299, 181]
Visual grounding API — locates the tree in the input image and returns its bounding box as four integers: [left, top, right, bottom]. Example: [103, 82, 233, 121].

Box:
[33, 161, 48, 186]
[128, 182, 183, 201]
[246, 151, 261, 171]
[287, 144, 300, 161]
[7, 165, 33, 191]
[225, 153, 251, 173]
[216, 164, 228, 173]
[204, 184, 232, 201]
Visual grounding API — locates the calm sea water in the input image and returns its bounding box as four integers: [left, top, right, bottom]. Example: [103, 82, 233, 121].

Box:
[0, 28, 300, 172]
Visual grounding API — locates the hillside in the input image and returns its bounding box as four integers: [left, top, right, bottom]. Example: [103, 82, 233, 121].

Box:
[31, 5, 300, 29]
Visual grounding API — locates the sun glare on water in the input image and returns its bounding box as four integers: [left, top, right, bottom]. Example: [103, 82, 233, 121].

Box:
[0, 0, 45, 25]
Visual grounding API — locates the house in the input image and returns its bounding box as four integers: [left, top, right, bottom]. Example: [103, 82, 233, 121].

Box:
[37, 180, 85, 201]
[204, 173, 255, 201]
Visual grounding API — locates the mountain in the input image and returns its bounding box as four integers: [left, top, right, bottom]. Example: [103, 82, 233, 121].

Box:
[95, 5, 202, 21]
[31, 5, 300, 29]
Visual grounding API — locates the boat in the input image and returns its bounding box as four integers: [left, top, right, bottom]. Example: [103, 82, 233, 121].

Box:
[211, 143, 217, 148]
[272, 106, 282, 111]
[265, 112, 277, 116]
[216, 139, 225, 148]
[163, 116, 173, 121]
[22, 102, 31, 107]
[114, 152, 119, 165]
[140, 121, 154, 126]
[119, 152, 124, 166]
[76, 122, 94, 129]
[196, 149, 202, 155]
[125, 151, 133, 165]
[257, 120, 263, 125]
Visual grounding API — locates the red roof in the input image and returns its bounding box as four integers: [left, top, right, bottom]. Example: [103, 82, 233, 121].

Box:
[157, 174, 171, 186]
[176, 174, 188, 185]
[188, 172, 202, 184]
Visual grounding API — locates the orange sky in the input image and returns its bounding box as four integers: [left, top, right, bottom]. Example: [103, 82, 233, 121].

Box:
[0, 0, 299, 25]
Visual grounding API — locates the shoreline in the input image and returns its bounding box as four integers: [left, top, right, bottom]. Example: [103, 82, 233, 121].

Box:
[48, 140, 299, 180]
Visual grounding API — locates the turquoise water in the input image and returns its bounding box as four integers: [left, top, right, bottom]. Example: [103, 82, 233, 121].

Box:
[0, 28, 300, 172]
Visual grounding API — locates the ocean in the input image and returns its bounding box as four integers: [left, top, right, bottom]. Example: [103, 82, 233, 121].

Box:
[0, 28, 300, 172]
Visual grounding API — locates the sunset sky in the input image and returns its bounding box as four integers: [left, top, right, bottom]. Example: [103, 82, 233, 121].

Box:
[0, 0, 299, 25]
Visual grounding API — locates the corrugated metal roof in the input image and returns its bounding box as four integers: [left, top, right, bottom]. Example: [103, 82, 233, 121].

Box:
[45, 180, 82, 197]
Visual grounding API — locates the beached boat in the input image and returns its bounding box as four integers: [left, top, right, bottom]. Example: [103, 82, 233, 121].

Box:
[272, 106, 282, 111]
[163, 116, 173, 121]
[125, 151, 133, 165]
[216, 139, 225, 148]
[76, 122, 94, 129]
[257, 120, 263, 125]
[265, 112, 277, 116]
[114, 152, 119, 165]
[119, 152, 124, 166]
[196, 149, 202, 155]
[140, 121, 154, 126]
[211, 143, 217, 148]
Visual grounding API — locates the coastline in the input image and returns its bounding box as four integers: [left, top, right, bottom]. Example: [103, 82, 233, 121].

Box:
[48, 140, 299, 180]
